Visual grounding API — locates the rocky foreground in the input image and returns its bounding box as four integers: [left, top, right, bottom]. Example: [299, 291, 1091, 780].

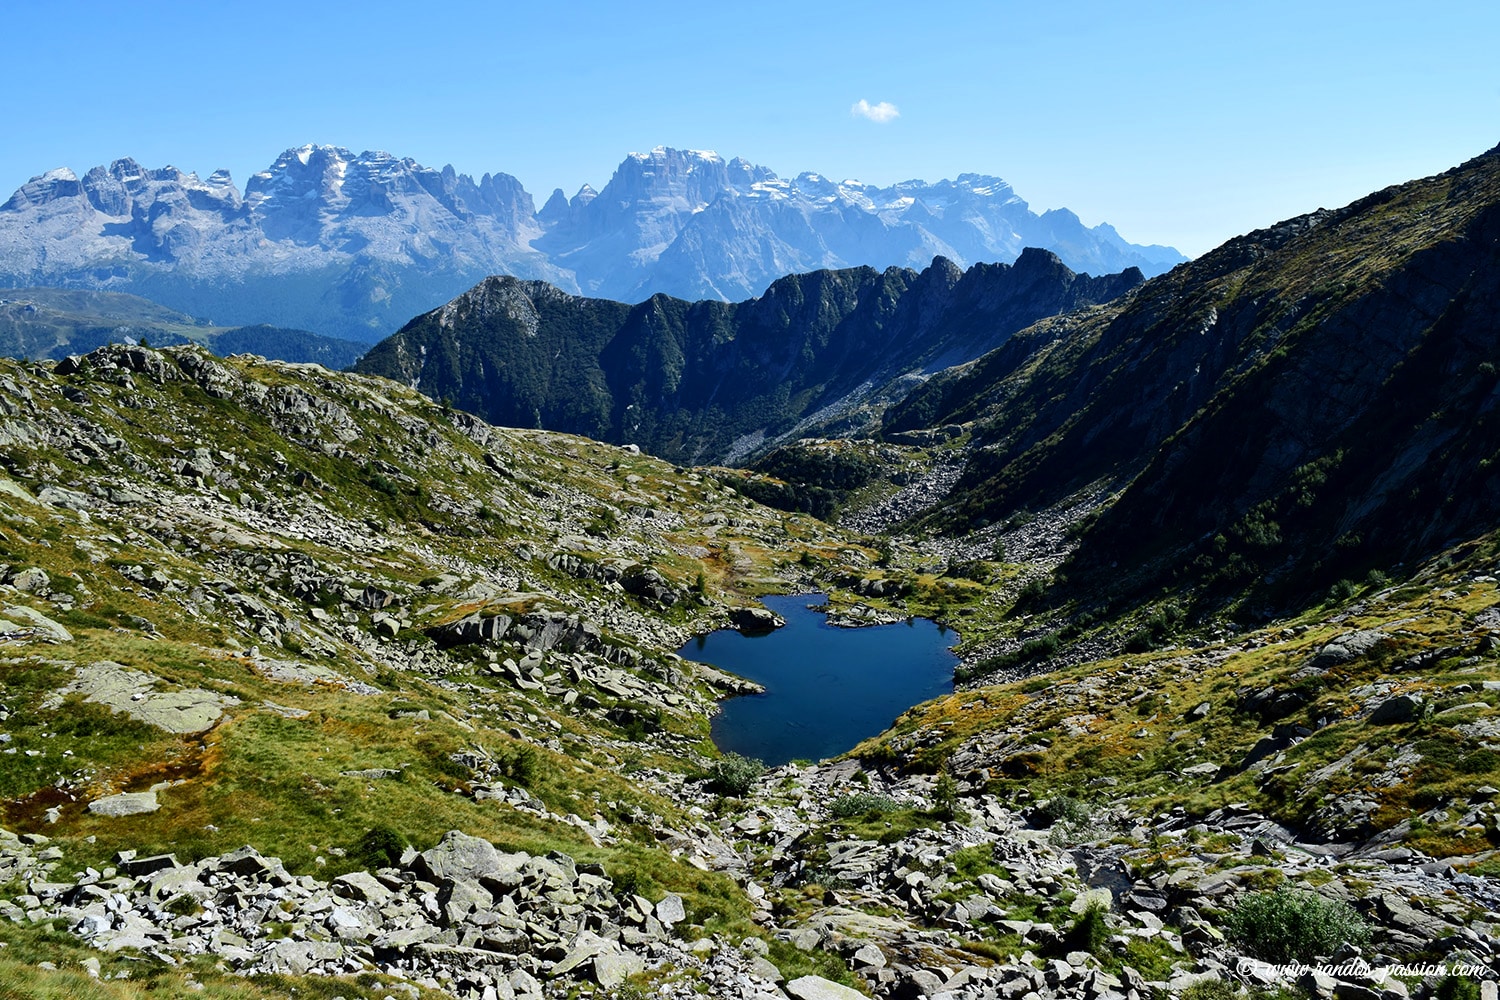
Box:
[8, 748, 1499, 1000]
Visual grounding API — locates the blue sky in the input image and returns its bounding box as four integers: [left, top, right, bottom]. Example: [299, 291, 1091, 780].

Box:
[3, 0, 1496, 258]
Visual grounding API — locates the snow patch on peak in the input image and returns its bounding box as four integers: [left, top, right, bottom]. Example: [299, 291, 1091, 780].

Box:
[40, 167, 78, 184]
[632, 146, 724, 165]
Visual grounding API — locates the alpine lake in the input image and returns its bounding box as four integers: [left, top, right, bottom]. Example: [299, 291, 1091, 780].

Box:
[678, 594, 959, 766]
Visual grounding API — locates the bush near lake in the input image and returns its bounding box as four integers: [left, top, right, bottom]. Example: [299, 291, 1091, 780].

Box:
[709, 753, 765, 796]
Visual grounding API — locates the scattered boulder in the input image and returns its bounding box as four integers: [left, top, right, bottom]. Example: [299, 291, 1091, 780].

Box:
[729, 607, 785, 633]
[413, 829, 507, 883]
[428, 612, 512, 648]
[1369, 693, 1426, 725]
[6, 567, 49, 593]
[0, 604, 73, 642]
[1310, 630, 1388, 671]
[655, 892, 686, 927]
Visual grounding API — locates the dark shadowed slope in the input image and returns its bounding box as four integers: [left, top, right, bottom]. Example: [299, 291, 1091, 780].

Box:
[885, 143, 1500, 609]
[354, 251, 1142, 465]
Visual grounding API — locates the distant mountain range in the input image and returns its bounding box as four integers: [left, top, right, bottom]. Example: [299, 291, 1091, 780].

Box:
[0, 145, 1185, 341]
[353, 249, 1143, 465]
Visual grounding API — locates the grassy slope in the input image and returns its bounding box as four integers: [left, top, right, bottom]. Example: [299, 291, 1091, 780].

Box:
[855, 534, 1500, 860]
[0, 345, 891, 995]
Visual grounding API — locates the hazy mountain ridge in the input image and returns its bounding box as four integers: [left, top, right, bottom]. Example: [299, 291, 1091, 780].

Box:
[0, 287, 368, 367]
[0, 145, 1184, 340]
[353, 249, 1143, 465]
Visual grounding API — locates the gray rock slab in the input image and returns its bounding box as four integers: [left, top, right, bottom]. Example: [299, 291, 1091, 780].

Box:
[117, 853, 178, 877]
[332, 870, 392, 905]
[750, 954, 785, 982]
[786, 975, 868, 1000]
[413, 829, 506, 882]
[0, 604, 73, 642]
[1311, 630, 1387, 670]
[51, 661, 234, 733]
[87, 791, 159, 817]
[591, 948, 644, 989]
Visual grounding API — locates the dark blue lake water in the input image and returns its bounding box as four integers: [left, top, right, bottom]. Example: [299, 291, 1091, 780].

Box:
[679, 594, 958, 766]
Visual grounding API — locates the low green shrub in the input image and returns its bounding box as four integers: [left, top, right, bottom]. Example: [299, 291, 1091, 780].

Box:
[497, 743, 539, 786]
[1041, 794, 1092, 828]
[1225, 887, 1370, 963]
[1065, 899, 1110, 955]
[949, 844, 1010, 882]
[609, 867, 658, 901]
[1181, 983, 1239, 1000]
[829, 792, 904, 818]
[930, 766, 962, 820]
[1434, 975, 1481, 1000]
[709, 753, 765, 796]
[349, 824, 407, 870]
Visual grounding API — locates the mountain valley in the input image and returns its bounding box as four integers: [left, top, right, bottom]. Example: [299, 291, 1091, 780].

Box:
[0, 145, 1497, 1000]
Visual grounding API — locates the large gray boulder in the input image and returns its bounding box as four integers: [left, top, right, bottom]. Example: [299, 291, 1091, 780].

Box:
[412, 829, 505, 882]
[786, 976, 868, 1000]
[1309, 630, 1387, 671]
[1370, 693, 1426, 725]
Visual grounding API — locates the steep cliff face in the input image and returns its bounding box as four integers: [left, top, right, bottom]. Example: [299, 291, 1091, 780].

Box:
[885, 144, 1500, 607]
[355, 252, 1143, 464]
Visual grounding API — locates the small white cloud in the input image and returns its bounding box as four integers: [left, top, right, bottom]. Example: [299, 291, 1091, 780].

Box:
[851, 99, 900, 124]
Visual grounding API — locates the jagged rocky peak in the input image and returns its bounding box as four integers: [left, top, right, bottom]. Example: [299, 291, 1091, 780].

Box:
[429, 273, 555, 337]
[726, 155, 775, 187]
[538, 187, 570, 223]
[601, 146, 741, 208]
[238, 145, 534, 242]
[2, 159, 242, 217]
[948, 172, 1021, 202]
[925, 254, 966, 283]
[1, 167, 84, 209]
[244, 144, 359, 209]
